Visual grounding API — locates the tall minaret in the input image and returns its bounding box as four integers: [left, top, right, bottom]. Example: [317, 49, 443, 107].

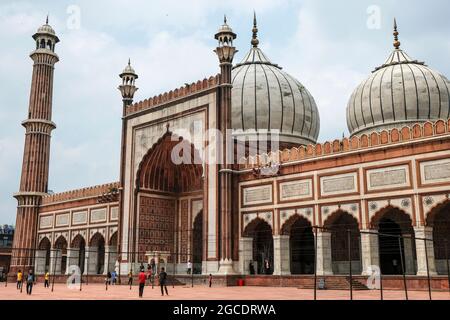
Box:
[117, 60, 138, 270]
[214, 16, 238, 274]
[11, 18, 59, 270]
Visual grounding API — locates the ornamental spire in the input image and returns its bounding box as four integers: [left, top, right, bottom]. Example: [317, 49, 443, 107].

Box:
[251, 11, 259, 48]
[393, 18, 401, 50]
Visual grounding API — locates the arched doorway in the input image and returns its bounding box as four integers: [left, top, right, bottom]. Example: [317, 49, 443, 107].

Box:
[136, 131, 204, 272]
[71, 235, 86, 274]
[192, 211, 203, 274]
[89, 233, 105, 275]
[324, 211, 361, 274]
[38, 237, 51, 273]
[427, 201, 450, 275]
[54, 236, 68, 275]
[108, 232, 118, 273]
[282, 216, 315, 274]
[244, 219, 274, 275]
[372, 207, 416, 275]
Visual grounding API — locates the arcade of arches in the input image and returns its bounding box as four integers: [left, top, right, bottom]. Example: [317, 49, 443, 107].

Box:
[134, 132, 205, 273]
[239, 205, 450, 276]
[35, 232, 118, 276]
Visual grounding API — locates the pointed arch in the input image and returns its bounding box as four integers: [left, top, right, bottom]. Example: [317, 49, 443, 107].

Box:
[136, 131, 203, 193]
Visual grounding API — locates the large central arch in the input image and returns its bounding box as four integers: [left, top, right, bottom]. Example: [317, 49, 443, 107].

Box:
[134, 131, 205, 273]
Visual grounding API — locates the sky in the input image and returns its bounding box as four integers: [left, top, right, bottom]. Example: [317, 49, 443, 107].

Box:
[1, 0, 450, 225]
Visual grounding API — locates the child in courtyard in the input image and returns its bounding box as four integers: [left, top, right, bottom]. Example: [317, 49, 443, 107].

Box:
[44, 271, 50, 288]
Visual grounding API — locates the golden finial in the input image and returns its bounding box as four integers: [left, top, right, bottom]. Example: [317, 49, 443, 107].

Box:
[393, 18, 401, 49]
[251, 11, 259, 48]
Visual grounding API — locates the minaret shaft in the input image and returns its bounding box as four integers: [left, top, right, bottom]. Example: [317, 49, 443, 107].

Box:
[11, 21, 59, 271]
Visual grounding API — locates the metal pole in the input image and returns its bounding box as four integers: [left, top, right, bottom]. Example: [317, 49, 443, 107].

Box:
[445, 239, 450, 295]
[424, 237, 432, 300]
[51, 249, 57, 292]
[347, 229, 353, 301]
[378, 233, 383, 301]
[398, 237, 408, 300]
[313, 227, 318, 301]
[79, 248, 83, 292]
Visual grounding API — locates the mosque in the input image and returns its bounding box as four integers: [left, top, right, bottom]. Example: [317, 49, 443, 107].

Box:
[10, 15, 450, 288]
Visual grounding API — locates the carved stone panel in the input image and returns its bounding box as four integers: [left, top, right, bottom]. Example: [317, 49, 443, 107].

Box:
[420, 159, 450, 185]
[55, 213, 69, 227]
[279, 179, 312, 202]
[320, 173, 358, 197]
[367, 165, 410, 191]
[72, 211, 87, 225]
[90, 208, 107, 223]
[242, 184, 273, 206]
[39, 215, 53, 229]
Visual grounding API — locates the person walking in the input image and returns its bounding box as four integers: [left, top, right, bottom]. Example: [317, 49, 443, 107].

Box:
[111, 271, 117, 285]
[16, 270, 23, 290]
[187, 260, 192, 275]
[26, 270, 34, 295]
[209, 274, 213, 288]
[138, 268, 146, 298]
[128, 270, 133, 287]
[159, 267, 169, 296]
[44, 271, 50, 288]
[106, 271, 112, 285]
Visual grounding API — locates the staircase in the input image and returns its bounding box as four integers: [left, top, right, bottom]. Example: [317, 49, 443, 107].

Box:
[299, 277, 369, 291]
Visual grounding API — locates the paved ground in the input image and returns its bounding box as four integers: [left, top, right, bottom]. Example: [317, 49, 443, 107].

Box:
[1, 283, 449, 300]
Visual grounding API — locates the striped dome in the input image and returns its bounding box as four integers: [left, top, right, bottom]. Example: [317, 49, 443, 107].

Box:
[347, 27, 450, 136]
[231, 46, 320, 146]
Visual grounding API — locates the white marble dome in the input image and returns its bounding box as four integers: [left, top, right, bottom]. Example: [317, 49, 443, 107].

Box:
[231, 23, 320, 147]
[347, 25, 450, 136]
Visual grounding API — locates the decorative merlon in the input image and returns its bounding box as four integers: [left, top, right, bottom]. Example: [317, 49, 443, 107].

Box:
[240, 119, 450, 170]
[125, 75, 220, 116]
[41, 182, 120, 205]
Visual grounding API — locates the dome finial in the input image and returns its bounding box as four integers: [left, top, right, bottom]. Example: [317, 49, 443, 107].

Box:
[128, 58, 131, 66]
[224, 14, 227, 25]
[251, 11, 259, 48]
[46, 14, 49, 25]
[393, 18, 401, 49]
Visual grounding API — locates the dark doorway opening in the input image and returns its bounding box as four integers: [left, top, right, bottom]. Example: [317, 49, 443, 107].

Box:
[290, 218, 315, 274]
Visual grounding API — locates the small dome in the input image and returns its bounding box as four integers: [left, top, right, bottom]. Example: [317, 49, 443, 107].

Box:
[231, 17, 320, 147]
[347, 21, 450, 136]
[33, 17, 59, 43]
[37, 23, 56, 36]
[120, 59, 138, 79]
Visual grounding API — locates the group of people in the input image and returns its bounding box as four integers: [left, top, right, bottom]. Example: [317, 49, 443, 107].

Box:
[137, 266, 169, 298]
[16, 269, 39, 295]
[105, 270, 118, 285]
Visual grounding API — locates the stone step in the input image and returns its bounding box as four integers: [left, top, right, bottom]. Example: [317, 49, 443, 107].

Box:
[299, 277, 369, 291]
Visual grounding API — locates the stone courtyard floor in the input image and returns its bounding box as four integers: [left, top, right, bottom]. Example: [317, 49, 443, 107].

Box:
[1, 283, 449, 300]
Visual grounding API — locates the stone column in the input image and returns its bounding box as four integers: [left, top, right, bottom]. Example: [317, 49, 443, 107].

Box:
[103, 246, 112, 275]
[273, 235, 291, 275]
[66, 249, 79, 275]
[239, 238, 253, 275]
[414, 227, 437, 276]
[316, 232, 333, 276]
[360, 231, 380, 276]
[50, 250, 62, 274]
[34, 250, 47, 275]
[85, 247, 98, 275]
[403, 234, 416, 275]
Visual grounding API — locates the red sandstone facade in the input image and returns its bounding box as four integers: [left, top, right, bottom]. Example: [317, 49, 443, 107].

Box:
[10, 18, 450, 289]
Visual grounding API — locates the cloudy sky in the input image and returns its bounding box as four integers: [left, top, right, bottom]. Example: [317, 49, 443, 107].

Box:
[1, 0, 449, 224]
